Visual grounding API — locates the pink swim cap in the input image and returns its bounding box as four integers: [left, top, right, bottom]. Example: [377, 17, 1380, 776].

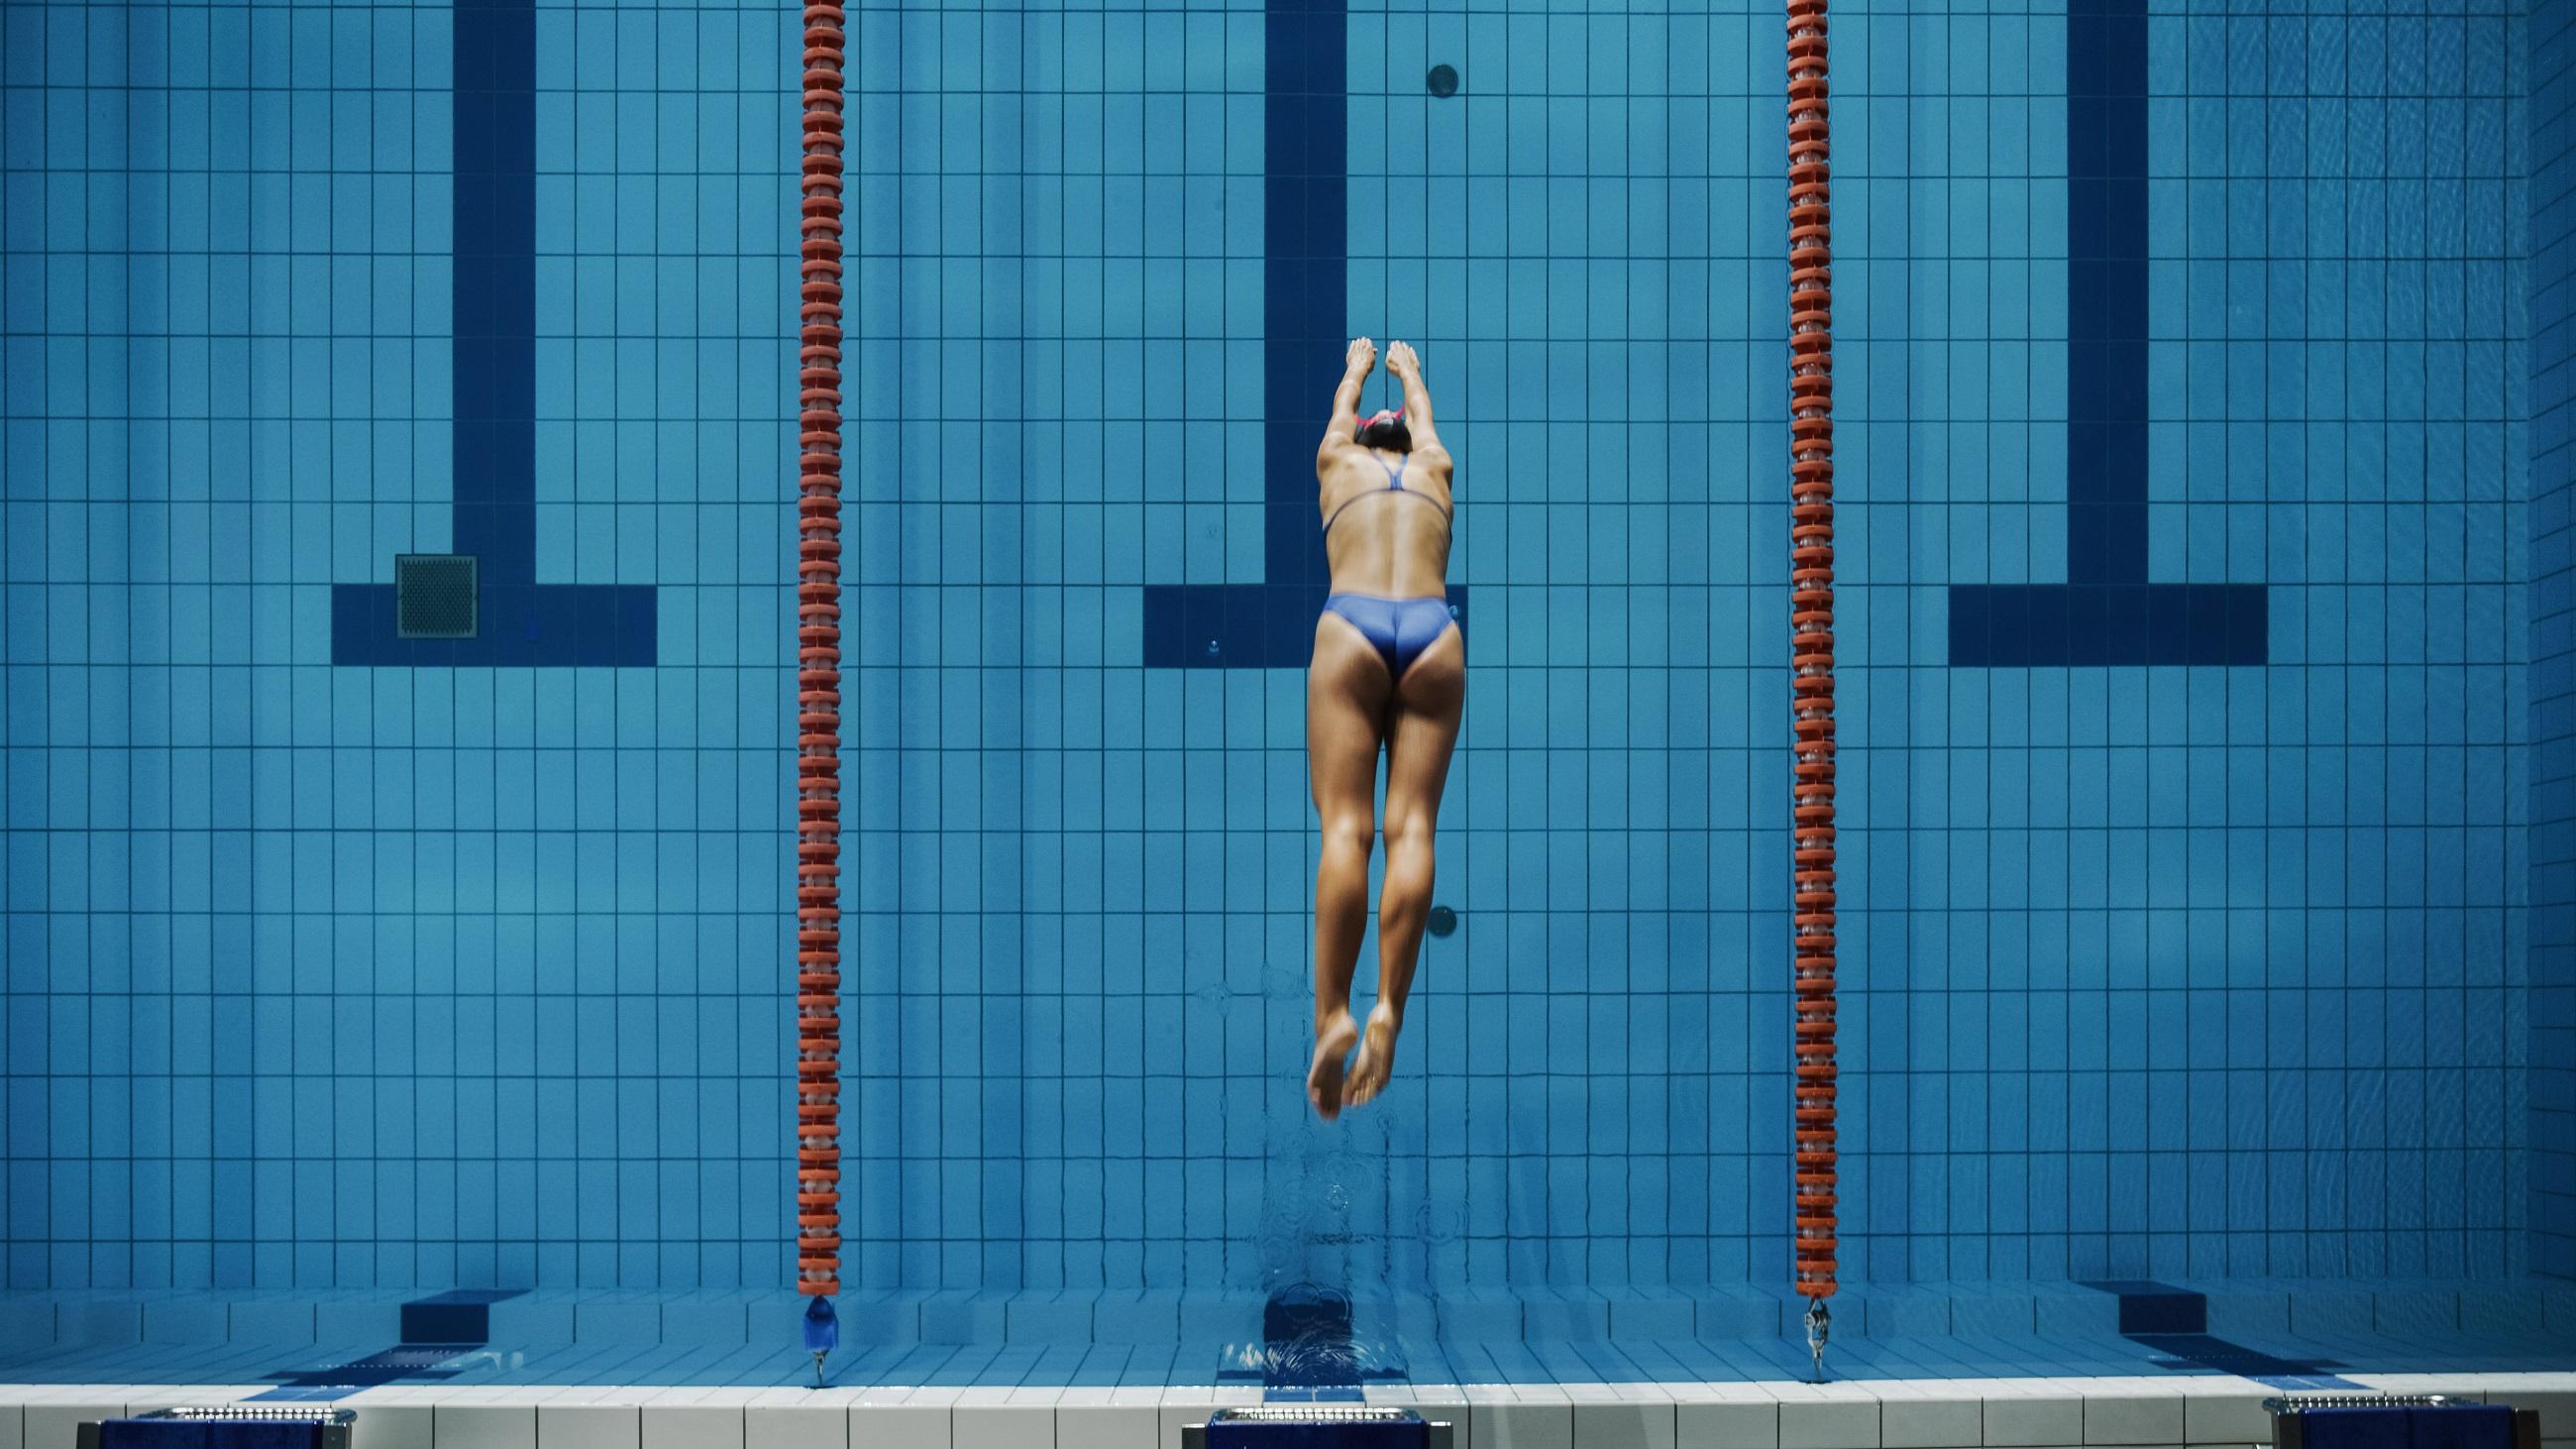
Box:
[1358, 408, 1403, 431]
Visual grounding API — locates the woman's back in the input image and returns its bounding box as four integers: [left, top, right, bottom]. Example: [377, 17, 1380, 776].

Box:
[1319, 443, 1454, 599]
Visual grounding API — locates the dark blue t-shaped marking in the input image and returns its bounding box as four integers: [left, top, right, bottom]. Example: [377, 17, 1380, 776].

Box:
[2080, 1281, 2359, 1391]
[1948, 0, 2267, 666]
[1140, 0, 1465, 668]
[332, 0, 656, 667]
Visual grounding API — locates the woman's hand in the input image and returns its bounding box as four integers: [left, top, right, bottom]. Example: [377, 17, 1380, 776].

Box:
[1386, 340, 1420, 381]
[1345, 337, 1377, 379]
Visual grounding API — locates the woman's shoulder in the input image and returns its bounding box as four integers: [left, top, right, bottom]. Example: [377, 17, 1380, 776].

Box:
[1315, 437, 1371, 481]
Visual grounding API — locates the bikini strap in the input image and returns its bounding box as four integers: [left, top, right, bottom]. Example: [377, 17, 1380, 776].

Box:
[1321, 450, 1447, 533]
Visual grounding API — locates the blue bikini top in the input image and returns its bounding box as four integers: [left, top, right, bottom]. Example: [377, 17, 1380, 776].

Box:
[1322, 450, 1451, 535]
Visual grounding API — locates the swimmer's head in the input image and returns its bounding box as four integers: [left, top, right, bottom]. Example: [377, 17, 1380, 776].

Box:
[1355, 408, 1412, 452]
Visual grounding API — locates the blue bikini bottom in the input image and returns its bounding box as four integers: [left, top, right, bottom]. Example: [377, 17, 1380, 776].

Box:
[1322, 593, 1456, 680]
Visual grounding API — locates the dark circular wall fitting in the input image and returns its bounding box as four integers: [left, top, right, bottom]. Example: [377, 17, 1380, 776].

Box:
[1428, 64, 1459, 98]
[1428, 905, 1457, 938]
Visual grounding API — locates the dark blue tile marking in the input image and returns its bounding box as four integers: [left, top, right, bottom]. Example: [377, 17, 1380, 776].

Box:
[1950, 584, 2268, 667]
[331, 0, 655, 667]
[2085, 1279, 2206, 1334]
[1214, 1284, 1402, 1399]
[250, 1289, 524, 1398]
[333, 582, 658, 667]
[398, 1287, 522, 1344]
[1140, 0, 1464, 668]
[257, 1345, 475, 1394]
[2131, 1333, 2357, 1385]
[1947, 0, 2267, 667]
[1261, 1285, 1358, 1391]
[2082, 1281, 2362, 1391]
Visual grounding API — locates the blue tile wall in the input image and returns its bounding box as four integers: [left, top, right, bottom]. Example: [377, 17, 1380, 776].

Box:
[0, 0, 2545, 1294]
[1854, 0, 2532, 1284]
[2528, 0, 2576, 1285]
[844, 0, 2534, 1291]
[0, 0, 799, 1289]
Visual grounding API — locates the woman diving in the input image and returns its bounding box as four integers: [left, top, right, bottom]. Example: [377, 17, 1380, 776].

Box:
[1305, 337, 1463, 1121]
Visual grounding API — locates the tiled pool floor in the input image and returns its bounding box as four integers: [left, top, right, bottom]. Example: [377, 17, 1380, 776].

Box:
[1, 1282, 2570, 1447]
[3, 1280, 2574, 1386]
[1, 1324, 2574, 1389]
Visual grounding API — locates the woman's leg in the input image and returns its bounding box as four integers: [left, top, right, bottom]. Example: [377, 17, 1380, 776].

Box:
[1307, 614, 1393, 1120]
[1343, 623, 1463, 1109]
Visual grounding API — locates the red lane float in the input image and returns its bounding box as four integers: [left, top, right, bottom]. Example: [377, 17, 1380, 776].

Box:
[1785, 0, 1839, 1320]
[797, 0, 846, 1301]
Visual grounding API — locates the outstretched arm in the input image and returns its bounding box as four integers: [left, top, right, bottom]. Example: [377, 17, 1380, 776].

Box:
[1321, 337, 1375, 464]
[1385, 341, 1446, 462]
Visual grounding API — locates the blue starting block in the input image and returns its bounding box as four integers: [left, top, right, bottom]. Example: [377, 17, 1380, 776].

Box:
[1183, 1405, 1454, 1448]
[2269, 1394, 2537, 1449]
[77, 1405, 355, 1449]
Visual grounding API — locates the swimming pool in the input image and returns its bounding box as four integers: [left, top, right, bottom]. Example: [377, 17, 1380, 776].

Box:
[1, 0, 2570, 1441]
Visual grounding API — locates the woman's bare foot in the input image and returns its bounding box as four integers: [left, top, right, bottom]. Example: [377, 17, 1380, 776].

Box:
[1308, 1011, 1360, 1120]
[1342, 1008, 1402, 1110]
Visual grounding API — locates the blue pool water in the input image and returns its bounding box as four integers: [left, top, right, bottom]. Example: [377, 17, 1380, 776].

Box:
[0, 0, 2569, 1347]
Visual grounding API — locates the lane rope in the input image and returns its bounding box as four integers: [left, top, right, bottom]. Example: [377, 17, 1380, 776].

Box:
[1785, 0, 1841, 1378]
[796, 0, 848, 1358]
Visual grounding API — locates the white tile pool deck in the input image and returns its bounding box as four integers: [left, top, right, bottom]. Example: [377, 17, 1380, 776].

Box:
[1, 1282, 2571, 1447]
